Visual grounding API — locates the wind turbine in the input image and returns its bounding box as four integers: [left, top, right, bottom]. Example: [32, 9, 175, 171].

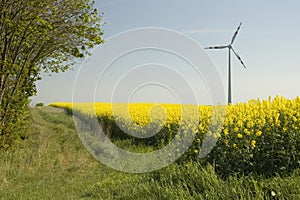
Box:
[205, 22, 246, 105]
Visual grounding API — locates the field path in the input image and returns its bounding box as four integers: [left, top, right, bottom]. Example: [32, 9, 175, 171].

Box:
[0, 106, 116, 199]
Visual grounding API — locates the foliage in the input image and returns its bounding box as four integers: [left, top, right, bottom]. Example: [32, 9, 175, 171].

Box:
[51, 96, 300, 177]
[0, 0, 104, 150]
[205, 96, 300, 177]
[35, 102, 44, 107]
[0, 97, 30, 150]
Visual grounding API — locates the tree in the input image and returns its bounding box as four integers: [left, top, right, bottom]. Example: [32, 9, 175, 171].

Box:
[0, 0, 104, 150]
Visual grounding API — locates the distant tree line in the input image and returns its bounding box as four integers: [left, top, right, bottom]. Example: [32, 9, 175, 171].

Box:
[0, 0, 104, 150]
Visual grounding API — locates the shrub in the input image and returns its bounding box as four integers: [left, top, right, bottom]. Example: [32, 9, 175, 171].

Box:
[35, 103, 44, 107]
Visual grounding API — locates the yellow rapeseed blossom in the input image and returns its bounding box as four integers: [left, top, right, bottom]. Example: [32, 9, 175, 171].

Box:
[213, 133, 221, 139]
[282, 127, 287, 133]
[243, 128, 251, 135]
[237, 120, 243, 127]
[223, 128, 229, 135]
[255, 131, 262, 137]
[246, 121, 254, 128]
[233, 127, 239, 132]
[50, 95, 300, 159]
[251, 140, 256, 148]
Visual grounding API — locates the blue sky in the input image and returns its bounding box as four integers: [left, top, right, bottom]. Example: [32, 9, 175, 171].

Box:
[31, 0, 300, 105]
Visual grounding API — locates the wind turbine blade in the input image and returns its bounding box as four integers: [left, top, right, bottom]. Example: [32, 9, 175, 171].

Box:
[205, 45, 228, 49]
[231, 47, 246, 68]
[230, 22, 242, 45]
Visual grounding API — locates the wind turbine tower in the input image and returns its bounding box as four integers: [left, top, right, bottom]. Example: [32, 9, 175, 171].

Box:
[205, 22, 247, 104]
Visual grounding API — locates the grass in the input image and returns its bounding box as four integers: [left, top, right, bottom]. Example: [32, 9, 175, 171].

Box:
[0, 106, 300, 199]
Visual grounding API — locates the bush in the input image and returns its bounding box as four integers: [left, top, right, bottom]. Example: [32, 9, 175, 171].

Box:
[35, 102, 44, 107]
[0, 98, 30, 151]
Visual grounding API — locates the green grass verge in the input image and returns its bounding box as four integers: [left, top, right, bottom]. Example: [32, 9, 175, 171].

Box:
[0, 106, 300, 199]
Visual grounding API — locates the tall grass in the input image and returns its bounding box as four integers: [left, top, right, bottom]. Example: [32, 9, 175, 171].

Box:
[0, 107, 299, 199]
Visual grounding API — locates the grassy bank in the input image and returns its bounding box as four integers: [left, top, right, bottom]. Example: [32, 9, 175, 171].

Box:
[0, 106, 300, 199]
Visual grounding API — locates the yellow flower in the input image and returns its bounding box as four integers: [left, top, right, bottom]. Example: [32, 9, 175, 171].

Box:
[223, 128, 229, 135]
[194, 149, 199, 154]
[237, 120, 243, 127]
[244, 128, 251, 135]
[251, 140, 256, 148]
[275, 119, 280, 126]
[233, 127, 239, 132]
[255, 130, 262, 137]
[233, 143, 237, 148]
[199, 124, 205, 132]
[246, 121, 254, 128]
[237, 133, 243, 139]
[282, 127, 287, 133]
[213, 133, 221, 139]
